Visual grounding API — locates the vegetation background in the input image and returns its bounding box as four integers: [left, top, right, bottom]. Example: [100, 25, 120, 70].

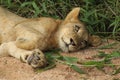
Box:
[0, 0, 120, 40]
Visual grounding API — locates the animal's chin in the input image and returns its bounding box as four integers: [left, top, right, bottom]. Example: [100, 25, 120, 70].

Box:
[62, 48, 78, 53]
[61, 43, 87, 53]
[61, 45, 78, 53]
[60, 40, 76, 53]
[60, 46, 69, 53]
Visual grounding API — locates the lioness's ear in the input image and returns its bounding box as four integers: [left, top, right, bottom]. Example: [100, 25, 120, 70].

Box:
[64, 7, 80, 22]
[88, 35, 102, 47]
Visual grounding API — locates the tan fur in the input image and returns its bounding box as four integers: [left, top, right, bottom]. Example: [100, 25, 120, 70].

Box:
[0, 7, 101, 68]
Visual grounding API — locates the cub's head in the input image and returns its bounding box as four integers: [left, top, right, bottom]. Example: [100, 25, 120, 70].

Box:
[57, 8, 101, 52]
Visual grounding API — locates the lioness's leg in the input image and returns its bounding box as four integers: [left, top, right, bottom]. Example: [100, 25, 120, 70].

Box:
[0, 42, 47, 68]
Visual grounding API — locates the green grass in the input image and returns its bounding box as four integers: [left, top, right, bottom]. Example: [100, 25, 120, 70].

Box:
[0, 0, 120, 40]
[36, 49, 120, 75]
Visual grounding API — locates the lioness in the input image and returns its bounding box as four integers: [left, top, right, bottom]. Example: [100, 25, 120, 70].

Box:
[0, 7, 101, 68]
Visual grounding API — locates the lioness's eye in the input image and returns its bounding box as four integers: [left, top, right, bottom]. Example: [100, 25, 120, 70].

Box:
[70, 38, 76, 46]
[74, 25, 80, 32]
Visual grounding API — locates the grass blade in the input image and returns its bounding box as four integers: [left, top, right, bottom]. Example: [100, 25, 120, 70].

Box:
[71, 65, 85, 74]
[98, 42, 117, 49]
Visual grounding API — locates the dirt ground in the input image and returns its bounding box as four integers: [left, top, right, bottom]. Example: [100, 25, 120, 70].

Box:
[0, 39, 120, 80]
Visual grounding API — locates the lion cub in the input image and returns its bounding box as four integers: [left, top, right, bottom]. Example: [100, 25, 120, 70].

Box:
[0, 7, 101, 68]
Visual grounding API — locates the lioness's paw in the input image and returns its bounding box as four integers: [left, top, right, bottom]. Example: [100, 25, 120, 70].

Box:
[26, 49, 47, 68]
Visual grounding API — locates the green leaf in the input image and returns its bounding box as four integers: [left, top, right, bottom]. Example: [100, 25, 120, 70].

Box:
[110, 51, 120, 58]
[56, 55, 64, 60]
[113, 67, 120, 75]
[45, 53, 54, 61]
[20, 2, 33, 7]
[63, 56, 78, 63]
[32, 2, 40, 17]
[98, 42, 117, 49]
[104, 58, 112, 64]
[71, 65, 85, 74]
[97, 51, 108, 58]
[83, 60, 103, 65]
[42, 2, 47, 13]
[36, 61, 56, 72]
[7, 0, 12, 7]
[97, 51, 120, 59]
[98, 13, 109, 20]
[83, 60, 104, 69]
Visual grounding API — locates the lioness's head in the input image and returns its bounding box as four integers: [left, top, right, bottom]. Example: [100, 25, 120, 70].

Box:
[57, 7, 101, 52]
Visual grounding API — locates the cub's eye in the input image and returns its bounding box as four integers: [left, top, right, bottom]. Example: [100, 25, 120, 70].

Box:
[81, 40, 88, 47]
[70, 38, 76, 46]
[74, 25, 80, 32]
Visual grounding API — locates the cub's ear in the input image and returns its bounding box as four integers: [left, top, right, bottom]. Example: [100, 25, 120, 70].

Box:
[88, 35, 102, 47]
[64, 7, 80, 22]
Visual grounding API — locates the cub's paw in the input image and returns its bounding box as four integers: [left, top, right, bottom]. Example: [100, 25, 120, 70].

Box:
[26, 49, 47, 68]
[89, 35, 102, 47]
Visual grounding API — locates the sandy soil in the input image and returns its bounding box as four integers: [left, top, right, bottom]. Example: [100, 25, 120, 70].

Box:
[0, 39, 120, 80]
